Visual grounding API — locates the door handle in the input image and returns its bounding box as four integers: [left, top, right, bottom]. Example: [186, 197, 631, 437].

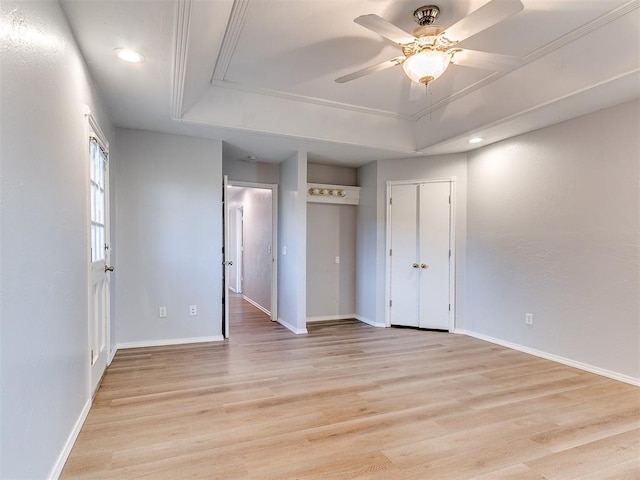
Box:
[412, 263, 419, 268]
[421, 264, 428, 269]
[104, 265, 114, 272]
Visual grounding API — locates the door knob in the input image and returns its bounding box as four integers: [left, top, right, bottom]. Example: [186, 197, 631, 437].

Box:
[104, 265, 114, 272]
[412, 263, 419, 268]
[421, 264, 428, 269]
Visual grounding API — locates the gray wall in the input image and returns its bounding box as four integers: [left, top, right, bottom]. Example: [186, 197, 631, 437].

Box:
[227, 198, 241, 292]
[223, 158, 279, 184]
[355, 154, 468, 328]
[307, 204, 357, 319]
[0, 1, 114, 478]
[466, 100, 640, 381]
[228, 187, 273, 312]
[114, 128, 223, 344]
[308, 163, 357, 186]
[277, 152, 308, 333]
[306, 164, 358, 320]
[355, 161, 380, 325]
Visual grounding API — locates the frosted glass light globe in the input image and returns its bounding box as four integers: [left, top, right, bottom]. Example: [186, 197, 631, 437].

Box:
[403, 50, 451, 84]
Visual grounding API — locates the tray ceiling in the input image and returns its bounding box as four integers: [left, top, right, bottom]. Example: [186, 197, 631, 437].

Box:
[61, 0, 640, 166]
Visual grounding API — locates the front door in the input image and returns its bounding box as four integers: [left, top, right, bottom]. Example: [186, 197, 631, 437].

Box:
[88, 137, 111, 395]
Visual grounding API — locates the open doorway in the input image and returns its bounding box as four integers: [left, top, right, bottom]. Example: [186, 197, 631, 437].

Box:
[225, 182, 278, 336]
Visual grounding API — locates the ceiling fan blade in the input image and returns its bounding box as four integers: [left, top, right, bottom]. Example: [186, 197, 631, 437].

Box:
[335, 56, 405, 83]
[451, 49, 523, 72]
[354, 14, 415, 45]
[442, 0, 524, 43]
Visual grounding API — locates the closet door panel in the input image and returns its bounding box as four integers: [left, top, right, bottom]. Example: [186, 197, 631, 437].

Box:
[389, 184, 419, 327]
[418, 182, 451, 330]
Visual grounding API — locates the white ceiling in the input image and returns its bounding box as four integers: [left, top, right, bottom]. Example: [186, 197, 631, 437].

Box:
[61, 0, 640, 166]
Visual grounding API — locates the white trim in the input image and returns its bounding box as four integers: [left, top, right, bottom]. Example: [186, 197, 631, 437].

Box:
[448, 180, 457, 333]
[307, 314, 356, 322]
[107, 345, 117, 366]
[227, 180, 279, 323]
[83, 106, 109, 152]
[211, 80, 412, 121]
[385, 178, 457, 331]
[181, 117, 418, 159]
[242, 295, 271, 316]
[277, 317, 308, 334]
[459, 329, 640, 387]
[117, 336, 223, 349]
[229, 286, 238, 293]
[171, 0, 192, 119]
[355, 315, 387, 328]
[47, 399, 91, 480]
[224, 175, 230, 338]
[211, 0, 251, 82]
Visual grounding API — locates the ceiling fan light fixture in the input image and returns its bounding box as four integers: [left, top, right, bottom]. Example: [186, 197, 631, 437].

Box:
[402, 49, 451, 84]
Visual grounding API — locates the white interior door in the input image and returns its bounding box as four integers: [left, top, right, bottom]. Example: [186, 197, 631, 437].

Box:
[418, 182, 451, 330]
[223, 175, 230, 338]
[88, 138, 111, 395]
[389, 184, 419, 327]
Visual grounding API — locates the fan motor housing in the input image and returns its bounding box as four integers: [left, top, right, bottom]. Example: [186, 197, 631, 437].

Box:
[413, 5, 440, 26]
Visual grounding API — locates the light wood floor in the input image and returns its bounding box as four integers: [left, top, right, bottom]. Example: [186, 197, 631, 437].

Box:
[61, 296, 640, 479]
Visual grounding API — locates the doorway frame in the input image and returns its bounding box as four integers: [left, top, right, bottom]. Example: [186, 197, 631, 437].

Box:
[84, 107, 112, 396]
[226, 180, 279, 323]
[385, 177, 457, 331]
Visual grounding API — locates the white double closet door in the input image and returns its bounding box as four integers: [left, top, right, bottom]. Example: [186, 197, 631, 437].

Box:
[389, 181, 452, 330]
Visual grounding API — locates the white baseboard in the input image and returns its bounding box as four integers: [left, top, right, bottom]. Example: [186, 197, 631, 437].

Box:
[242, 295, 271, 316]
[108, 345, 117, 365]
[229, 286, 237, 293]
[48, 398, 91, 480]
[307, 314, 356, 322]
[277, 317, 308, 334]
[117, 336, 224, 349]
[355, 315, 387, 328]
[459, 329, 640, 387]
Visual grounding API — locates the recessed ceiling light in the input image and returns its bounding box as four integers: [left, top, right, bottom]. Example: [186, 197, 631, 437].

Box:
[115, 48, 144, 63]
[468, 137, 484, 144]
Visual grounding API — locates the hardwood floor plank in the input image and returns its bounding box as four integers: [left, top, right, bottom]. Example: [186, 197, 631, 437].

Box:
[525, 429, 640, 479]
[60, 294, 640, 479]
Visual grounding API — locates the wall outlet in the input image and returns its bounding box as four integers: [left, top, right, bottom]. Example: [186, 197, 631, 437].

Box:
[189, 305, 197, 316]
[525, 313, 533, 325]
[159, 306, 167, 318]
[282, 246, 287, 255]
[335, 256, 340, 264]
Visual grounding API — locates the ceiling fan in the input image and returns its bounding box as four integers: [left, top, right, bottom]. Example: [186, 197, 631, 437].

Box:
[336, 0, 525, 86]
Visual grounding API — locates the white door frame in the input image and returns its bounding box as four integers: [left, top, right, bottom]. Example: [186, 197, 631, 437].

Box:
[226, 180, 279, 322]
[224, 175, 230, 338]
[85, 107, 111, 396]
[385, 177, 456, 331]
